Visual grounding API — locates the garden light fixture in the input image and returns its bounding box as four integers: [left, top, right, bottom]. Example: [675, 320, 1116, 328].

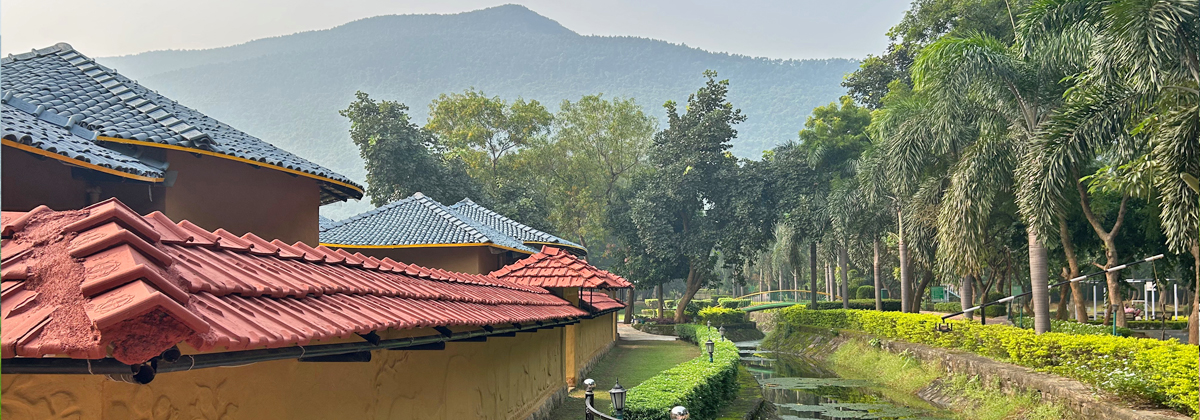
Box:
[705, 339, 715, 362]
[718, 325, 725, 341]
[610, 380, 626, 419]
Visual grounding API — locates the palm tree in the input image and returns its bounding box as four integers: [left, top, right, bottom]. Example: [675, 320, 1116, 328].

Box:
[1020, 0, 1197, 331]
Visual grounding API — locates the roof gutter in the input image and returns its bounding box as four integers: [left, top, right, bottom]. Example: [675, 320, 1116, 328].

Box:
[2, 317, 580, 382]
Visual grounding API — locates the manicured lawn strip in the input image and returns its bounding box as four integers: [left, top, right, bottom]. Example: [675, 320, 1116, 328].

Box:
[769, 307, 1199, 416]
[624, 326, 740, 420]
[546, 340, 699, 420]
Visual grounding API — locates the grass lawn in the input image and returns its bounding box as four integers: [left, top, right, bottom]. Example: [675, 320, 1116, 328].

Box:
[546, 339, 700, 420]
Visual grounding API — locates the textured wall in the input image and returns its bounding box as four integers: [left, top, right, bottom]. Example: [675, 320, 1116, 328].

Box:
[573, 313, 616, 385]
[1, 328, 566, 420]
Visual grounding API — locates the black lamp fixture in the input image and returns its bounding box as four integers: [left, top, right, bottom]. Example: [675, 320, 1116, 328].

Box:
[706, 320, 712, 331]
[718, 325, 726, 341]
[610, 380, 626, 419]
[705, 339, 715, 363]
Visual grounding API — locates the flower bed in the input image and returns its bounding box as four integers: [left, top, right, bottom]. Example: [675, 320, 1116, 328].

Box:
[768, 307, 1199, 416]
[624, 326, 740, 420]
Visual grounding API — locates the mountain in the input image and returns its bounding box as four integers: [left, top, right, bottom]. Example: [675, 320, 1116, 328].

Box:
[98, 4, 859, 219]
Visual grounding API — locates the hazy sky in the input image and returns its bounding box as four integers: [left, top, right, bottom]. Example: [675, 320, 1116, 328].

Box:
[2, 0, 910, 60]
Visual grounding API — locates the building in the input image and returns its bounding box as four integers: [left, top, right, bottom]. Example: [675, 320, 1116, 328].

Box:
[320, 193, 585, 274]
[2, 43, 362, 244]
[1, 43, 627, 420]
[492, 246, 632, 386]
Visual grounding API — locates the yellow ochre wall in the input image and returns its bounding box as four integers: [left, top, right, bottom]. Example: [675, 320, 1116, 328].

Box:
[1, 328, 566, 420]
[573, 313, 617, 386]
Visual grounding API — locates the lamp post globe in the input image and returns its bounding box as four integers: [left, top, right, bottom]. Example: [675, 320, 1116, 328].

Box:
[718, 325, 726, 341]
[610, 380, 626, 419]
[671, 405, 690, 419]
[583, 378, 596, 392]
[705, 339, 715, 363]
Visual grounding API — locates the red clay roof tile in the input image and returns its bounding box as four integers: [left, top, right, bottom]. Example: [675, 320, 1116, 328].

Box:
[492, 246, 633, 289]
[579, 290, 626, 313]
[1, 199, 584, 364]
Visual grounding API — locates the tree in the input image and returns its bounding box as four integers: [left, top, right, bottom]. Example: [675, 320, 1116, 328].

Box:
[541, 95, 656, 248]
[625, 70, 752, 323]
[425, 88, 555, 228]
[339, 91, 482, 206]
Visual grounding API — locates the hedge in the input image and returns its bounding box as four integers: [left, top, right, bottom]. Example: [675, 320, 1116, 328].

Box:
[645, 299, 660, 307]
[933, 302, 961, 312]
[1090, 320, 1190, 330]
[855, 285, 875, 299]
[1013, 317, 1134, 337]
[718, 298, 752, 309]
[625, 326, 740, 420]
[697, 307, 747, 326]
[811, 299, 902, 311]
[770, 307, 1199, 416]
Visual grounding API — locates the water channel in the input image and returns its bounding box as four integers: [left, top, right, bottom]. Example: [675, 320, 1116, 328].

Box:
[735, 340, 954, 420]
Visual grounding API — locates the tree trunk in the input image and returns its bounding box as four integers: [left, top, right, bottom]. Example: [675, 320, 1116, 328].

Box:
[623, 287, 635, 324]
[1059, 216, 1088, 323]
[960, 274, 974, 320]
[1077, 183, 1129, 328]
[656, 284, 664, 319]
[825, 261, 833, 300]
[810, 242, 819, 307]
[1056, 284, 1070, 321]
[874, 237, 883, 311]
[1029, 229, 1051, 334]
[792, 270, 799, 303]
[898, 207, 912, 313]
[839, 246, 850, 309]
[675, 265, 703, 323]
[912, 270, 933, 313]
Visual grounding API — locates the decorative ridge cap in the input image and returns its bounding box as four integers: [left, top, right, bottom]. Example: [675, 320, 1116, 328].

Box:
[411, 194, 491, 244]
[1, 93, 101, 141]
[322, 194, 423, 231]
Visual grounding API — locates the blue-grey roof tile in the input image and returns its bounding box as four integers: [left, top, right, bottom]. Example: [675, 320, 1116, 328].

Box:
[319, 193, 536, 253]
[2, 94, 164, 179]
[2, 43, 363, 204]
[450, 198, 586, 253]
[318, 215, 338, 231]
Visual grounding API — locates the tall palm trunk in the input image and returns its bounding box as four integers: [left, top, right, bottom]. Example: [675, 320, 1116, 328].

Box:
[1059, 217, 1087, 322]
[792, 269, 799, 302]
[898, 207, 913, 313]
[656, 284, 664, 319]
[839, 246, 850, 309]
[1189, 243, 1198, 345]
[825, 261, 833, 299]
[810, 242, 819, 307]
[960, 274, 974, 320]
[874, 237, 883, 311]
[1029, 229, 1051, 334]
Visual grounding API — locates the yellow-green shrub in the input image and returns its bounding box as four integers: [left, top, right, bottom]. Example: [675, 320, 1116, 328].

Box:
[697, 307, 746, 325]
[624, 327, 739, 420]
[769, 307, 1199, 416]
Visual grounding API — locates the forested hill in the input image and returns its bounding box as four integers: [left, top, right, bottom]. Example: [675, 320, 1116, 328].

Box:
[98, 4, 858, 216]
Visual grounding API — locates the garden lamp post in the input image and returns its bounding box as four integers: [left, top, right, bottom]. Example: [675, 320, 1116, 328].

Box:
[707, 320, 711, 331]
[718, 325, 726, 341]
[610, 381, 626, 420]
[705, 339, 715, 363]
[671, 406, 690, 419]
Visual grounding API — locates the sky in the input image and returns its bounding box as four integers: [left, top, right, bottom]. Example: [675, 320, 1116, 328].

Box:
[2, 0, 910, 60]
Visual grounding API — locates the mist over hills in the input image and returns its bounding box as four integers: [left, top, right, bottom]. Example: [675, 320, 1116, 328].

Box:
[98, 4, 859, 219]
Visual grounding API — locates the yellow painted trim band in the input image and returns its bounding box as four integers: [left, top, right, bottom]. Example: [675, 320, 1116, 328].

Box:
[322, 242, 534, 254]
[96, 136, 364, 195]
[3, 139, 165, 183]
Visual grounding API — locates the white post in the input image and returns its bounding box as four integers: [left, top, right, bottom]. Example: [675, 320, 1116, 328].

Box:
[1093, 285, 1098, 321]
[1174, 284, 1179, 319]
[1143, 283, 1149, 320]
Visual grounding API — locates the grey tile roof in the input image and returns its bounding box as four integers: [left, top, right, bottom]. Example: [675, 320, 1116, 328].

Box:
[318, 215, 337, 231]
[1, 43, 363, 204]
[450, 198, 586, 253]
[2, 94, 165, 179]
[319, 193, 537, 253]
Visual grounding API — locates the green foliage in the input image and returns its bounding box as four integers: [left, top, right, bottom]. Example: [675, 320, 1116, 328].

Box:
[770, 307, 1199, 415]
[697, 307, 747, 326]
[625, 327, 740, 420]
[933, 302, 961, 312]
[339, 91, 483, 206]
[855, 285, 875, 299]
[664, 300, 676, 309]
[1013, 318, 1133, 337]
[683, 300, 713, 320]
[717, 298, 752, 309]
[1122, 320, 1190, 330]
[645, 299, 660, 307]
[811, 299, 903, 311]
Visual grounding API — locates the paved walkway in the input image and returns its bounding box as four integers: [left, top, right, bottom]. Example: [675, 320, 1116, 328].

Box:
[617, 323, 678, 341]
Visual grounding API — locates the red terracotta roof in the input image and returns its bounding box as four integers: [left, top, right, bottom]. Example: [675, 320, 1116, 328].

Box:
[1, 199, 584, 364]
[491, 246, 633, 289]
[579, 290, 625, 313]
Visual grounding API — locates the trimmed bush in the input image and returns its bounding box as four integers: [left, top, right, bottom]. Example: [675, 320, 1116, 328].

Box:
[698, 307, 747, 326]
[718, 298, 752, 309]
[855, 285, 875, 299]
[625, 327, 740, 420]
[1013, 318, 1133, 337]
[768, 307, 1199, 416]
[933, 302, 961, 313]
[664, 299, 676, 309]
[645, 299, 660, 308]
[1124, 320, 1190, 330]
[710, 295, 732, 304]
[811, 299, 902, 311]
[640, 309, 659, 317]
[683, 300, 713, 320]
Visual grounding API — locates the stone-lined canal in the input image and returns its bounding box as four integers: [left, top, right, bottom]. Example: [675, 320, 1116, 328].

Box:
[735, 340, 953, 420]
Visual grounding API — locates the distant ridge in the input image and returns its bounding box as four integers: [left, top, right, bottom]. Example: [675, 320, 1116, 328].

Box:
[97, 4, 859, 219]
